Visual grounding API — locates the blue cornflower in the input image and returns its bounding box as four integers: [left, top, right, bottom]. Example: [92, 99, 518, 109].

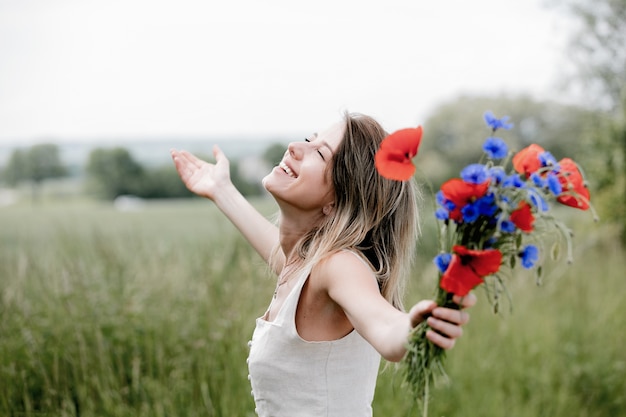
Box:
[547, 173, 562, 195]
[519, 245, 539, 269]
[433, 253, 452, 273]
[528, 189, 549, 212]
[461, 164, 489, 184]
[476, 193, 497, 216]
[484, 111, 514, 131]
[482, 137, 508, 159]
[435, 207, 449, 220]
[539, 151, 558, 168]
[503, 174, 526, 189]
[436, 190, 455, 212]
[461, 202, 481, 223]
[500, 219, 516, 233]
[488, 166, 506, 184]
[436, 190, 445, 205]
[530, 172, 546, 188]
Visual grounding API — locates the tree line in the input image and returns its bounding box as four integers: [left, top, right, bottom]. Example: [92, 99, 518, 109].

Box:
[0, 143, 287, 201]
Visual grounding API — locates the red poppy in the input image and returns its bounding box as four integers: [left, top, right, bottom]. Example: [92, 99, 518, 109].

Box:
[556, 158, 590, 210]
[440, 178, 490, 222]
[374, 126, 423, 181]
[440, 245, 503, 296]
[512, 144, 545, 178]
[510, 201, 535, 232]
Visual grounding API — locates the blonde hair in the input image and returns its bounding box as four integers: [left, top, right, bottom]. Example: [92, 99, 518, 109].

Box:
[277, 112, 421, 311]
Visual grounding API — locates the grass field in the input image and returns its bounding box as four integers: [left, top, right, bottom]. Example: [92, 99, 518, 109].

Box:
[1, 198, 624, 416]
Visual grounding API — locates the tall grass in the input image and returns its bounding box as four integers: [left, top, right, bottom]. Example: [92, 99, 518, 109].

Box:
[1, 199, 624, 416]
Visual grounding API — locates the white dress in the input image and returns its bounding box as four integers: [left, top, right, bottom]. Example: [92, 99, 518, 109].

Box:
[247, 261, 381, 417]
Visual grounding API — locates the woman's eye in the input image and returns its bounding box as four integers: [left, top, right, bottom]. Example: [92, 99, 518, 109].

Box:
[304, 138, 324, 160]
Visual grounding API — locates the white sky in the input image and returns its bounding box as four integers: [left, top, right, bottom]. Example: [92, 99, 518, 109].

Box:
[0, 0, 573, 143]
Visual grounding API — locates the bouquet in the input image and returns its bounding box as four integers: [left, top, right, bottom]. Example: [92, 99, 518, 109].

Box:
[374, 111, 595, 414]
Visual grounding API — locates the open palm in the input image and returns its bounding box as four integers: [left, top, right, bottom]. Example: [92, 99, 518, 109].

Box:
[170, 146, 231, 200]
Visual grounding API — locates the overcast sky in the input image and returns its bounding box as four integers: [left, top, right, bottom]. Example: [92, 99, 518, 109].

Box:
[0, 0, 574, 144]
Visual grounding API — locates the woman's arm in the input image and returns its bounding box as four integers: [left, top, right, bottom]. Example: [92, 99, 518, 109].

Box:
[317, 252, 475, 362]
[171, 146, 283, 271]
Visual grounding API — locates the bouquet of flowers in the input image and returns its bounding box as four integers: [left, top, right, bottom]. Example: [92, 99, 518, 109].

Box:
[374, 111, 595, 413]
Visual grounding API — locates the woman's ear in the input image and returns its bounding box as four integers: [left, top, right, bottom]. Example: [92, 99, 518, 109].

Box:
[322, 202, 335, 216]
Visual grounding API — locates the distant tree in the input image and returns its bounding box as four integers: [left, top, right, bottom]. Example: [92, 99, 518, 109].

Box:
[263, 142, 287, 168]
[133, 165, 194, 199]
[3, 143, 67, 202]
[553, 0, 626, 240]
[418, 94, 597, 187]
[85, 147, 144, 199]
[3, 149, 28, 186]
[229, 159, 264, 197]
[554, 0, 626, 111]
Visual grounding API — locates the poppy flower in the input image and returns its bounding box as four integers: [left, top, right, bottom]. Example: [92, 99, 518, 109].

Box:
[510, 201, 535, 232]
[440, 178, 490, 222]
[374, 126, 423, 181]
[512, 144, 545, 178]
[556, 158, 590, 210]
[440, 245, 503, 296]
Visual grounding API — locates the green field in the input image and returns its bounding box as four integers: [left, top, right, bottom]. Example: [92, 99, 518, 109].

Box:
[1, 198, 624, 416]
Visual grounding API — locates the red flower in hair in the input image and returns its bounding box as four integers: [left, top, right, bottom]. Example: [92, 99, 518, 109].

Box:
[374, 126, 422, 181]
[510, 201, 535, 232]
[512, 144, 545, 177]
[556, 158, 590, 210]
[440, 178, 490, 222]
[440, 245, 503, 296]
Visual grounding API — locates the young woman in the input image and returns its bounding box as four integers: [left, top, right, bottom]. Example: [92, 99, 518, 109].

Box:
[170, 113, 476, 416]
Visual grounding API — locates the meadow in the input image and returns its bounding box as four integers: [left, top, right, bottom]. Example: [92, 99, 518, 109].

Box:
[0, 197, 624, 416]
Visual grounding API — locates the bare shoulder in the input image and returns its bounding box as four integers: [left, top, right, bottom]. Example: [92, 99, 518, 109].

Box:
[312, 250, 377, 292]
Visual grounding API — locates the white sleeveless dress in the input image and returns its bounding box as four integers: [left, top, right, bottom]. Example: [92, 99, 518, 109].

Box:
[247, 261, 381, 417]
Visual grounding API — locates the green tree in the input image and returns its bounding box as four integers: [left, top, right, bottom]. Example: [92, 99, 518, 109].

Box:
[3, 143, 67, 202]
[263, 142, 287, 167]
[3, 149, 27, 186]
[229, 159, 264, 197]
[418, 94, 596, 187]
[554, 0, 626, 240]
[85, 147, 144, 199]
[134, 165, 195, 199]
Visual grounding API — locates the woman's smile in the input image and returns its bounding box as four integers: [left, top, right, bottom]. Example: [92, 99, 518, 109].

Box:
[279, 161, 297, 178]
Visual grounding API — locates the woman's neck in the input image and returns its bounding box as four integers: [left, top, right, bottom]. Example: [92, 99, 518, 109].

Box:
[277, 210, 323, 263]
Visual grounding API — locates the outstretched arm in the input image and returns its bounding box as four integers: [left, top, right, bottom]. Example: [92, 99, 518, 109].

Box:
[319, 252, 476, 362]
[170, 146, 283, 271]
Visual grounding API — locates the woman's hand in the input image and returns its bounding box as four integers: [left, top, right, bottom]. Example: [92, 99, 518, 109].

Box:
[408, 293, 477, 350]
[170, 145, 231, 200]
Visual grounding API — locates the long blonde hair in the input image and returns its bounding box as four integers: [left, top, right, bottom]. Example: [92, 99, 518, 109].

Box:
[284, 112, 421, 311]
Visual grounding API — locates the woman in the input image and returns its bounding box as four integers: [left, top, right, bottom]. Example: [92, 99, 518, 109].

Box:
[170, 113, 475, 416]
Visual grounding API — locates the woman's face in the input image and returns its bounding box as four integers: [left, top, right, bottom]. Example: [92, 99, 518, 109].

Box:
[263, 120, 345, 214]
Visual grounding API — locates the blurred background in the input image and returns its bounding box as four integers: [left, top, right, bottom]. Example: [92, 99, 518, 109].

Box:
[1, 0, 624, 416]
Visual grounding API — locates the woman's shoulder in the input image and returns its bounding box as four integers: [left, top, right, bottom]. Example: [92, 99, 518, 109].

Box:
[311, 250, 377, 289]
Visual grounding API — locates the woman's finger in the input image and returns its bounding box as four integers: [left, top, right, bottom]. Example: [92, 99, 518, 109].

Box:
[432, 307, 470, 326]
[452, 292, 477, 309]
[408, 300, 437, 327]
[426, 329, 456, 350]
[427, 315, 464, 339]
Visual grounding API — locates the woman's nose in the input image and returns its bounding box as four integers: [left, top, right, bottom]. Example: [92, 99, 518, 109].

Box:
[287, 142, 303, 159]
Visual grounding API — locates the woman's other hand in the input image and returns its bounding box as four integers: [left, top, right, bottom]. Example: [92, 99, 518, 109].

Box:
[408, 293, 477, 350]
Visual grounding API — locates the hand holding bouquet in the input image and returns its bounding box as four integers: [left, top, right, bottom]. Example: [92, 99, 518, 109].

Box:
[375, 111, 595, 412]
